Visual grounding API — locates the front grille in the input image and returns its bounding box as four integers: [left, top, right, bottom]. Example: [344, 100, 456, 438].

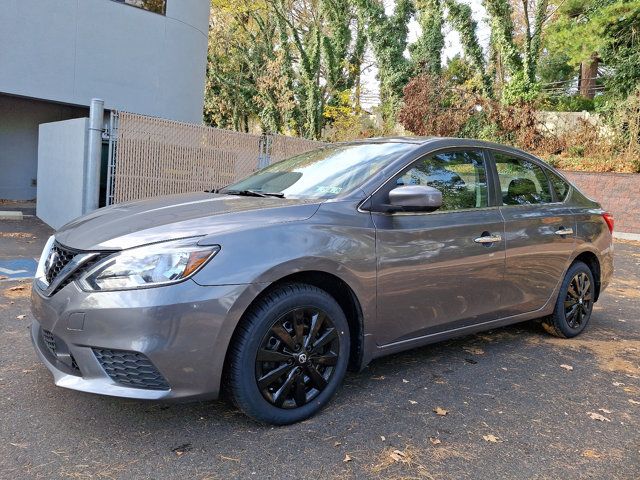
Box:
[43, 242, 110, 295]
[93, 349, 170, 391]
[45, 243, 76, 284]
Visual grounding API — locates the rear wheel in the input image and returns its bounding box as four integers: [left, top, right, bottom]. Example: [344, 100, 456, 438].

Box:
[226, 283, 350, 425]
[542, 261, 595, 338]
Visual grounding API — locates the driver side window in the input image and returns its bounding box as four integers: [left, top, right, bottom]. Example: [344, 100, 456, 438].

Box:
[395, 150, 489, 211]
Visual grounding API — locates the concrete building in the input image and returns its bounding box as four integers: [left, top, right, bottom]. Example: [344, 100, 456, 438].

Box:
[0, 0, 210, 201]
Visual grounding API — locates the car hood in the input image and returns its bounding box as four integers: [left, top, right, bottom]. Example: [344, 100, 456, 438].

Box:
[55, 193, 322, 250]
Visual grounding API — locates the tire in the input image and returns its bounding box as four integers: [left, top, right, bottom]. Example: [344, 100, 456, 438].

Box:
[225, 283, 350, 425]
[542, 261, 595, 338]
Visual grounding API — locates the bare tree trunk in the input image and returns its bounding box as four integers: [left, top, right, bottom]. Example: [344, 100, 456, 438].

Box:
[579, 54, 599, 98]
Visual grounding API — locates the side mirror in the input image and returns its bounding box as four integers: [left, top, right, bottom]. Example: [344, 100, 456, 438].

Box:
[387, 185, 442, 212]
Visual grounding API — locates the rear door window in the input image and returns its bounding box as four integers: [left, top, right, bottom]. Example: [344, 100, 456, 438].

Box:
[494, 153, 552, 205]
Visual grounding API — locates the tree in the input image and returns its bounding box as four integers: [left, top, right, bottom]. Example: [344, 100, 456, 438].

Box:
[411, 0, 445, 75]
[357, 0, 414, 128]
[483, 0, 550, 102]
[546, 0, 640, 99]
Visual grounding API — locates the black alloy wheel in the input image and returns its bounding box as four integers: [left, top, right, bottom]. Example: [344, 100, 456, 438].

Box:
[543, 261, 595, 338]
[563, 271, 593, 329]
[226, 283, 350, 425]
[256, 307, 340, 408]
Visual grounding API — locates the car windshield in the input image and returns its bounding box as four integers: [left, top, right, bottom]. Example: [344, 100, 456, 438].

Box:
[220, 142, 415, 199]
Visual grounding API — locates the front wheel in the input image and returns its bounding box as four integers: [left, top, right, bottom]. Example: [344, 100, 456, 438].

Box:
[225, 283, 350, 425]
[542, 261, 595, 338]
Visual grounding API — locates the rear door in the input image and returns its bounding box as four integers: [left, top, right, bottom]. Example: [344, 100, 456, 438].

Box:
[490, 151, 576, 316]
[372, 149, 506, 346]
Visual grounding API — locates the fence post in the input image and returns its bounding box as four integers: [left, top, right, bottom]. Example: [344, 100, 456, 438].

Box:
[83, 98, 104, 213]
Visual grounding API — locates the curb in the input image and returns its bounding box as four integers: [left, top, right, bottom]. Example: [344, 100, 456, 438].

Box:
[614, 231, 640, 242]
[0, 211, 23, 221]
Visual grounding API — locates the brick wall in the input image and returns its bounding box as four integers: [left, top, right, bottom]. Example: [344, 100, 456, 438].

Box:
[561, 171, 640, 234]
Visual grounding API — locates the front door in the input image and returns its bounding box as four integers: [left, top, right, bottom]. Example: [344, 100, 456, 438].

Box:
[491, 152, 576, 316]
[372, 149, 506, 346]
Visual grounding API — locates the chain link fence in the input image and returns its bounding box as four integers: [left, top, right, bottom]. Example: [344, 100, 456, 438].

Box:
[107, 111, 325, 205]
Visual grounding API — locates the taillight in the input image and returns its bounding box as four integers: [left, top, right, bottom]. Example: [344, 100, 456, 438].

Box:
[602, 212, 614, 234]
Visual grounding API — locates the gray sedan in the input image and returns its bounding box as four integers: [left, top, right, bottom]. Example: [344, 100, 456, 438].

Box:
[30, 137, 614, 425]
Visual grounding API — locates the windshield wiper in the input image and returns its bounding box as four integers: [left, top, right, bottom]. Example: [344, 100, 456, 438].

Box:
[223, 189, 285, 198]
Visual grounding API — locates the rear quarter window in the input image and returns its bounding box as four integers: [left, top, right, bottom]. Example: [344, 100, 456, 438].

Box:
[546, 170, 570, 201]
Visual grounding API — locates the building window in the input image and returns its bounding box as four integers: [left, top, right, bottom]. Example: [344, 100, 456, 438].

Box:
[111, 0, 167, 15]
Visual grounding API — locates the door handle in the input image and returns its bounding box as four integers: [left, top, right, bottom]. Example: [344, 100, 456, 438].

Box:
[474, 234, 502, 244]
[554, 227, 574, 236]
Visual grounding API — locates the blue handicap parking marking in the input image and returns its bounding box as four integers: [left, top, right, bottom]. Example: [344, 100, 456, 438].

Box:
[0, 259, 38, 279]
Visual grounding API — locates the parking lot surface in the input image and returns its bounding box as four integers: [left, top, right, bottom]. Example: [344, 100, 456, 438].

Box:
[1, 219, 639, 479]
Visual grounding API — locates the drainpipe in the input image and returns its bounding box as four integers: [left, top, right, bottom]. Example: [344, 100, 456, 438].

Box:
[84, 98, 104, 214]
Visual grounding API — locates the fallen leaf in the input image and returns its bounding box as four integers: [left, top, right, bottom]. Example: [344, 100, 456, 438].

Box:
[219, 455, 240, 462]
[402, 379, 409, 383]
[598, 408, 612, 414]
[9, 285, 28, 292]
[582, 449, 603, 459]
[433, 407, 448, 416]
[16, 315, 26, 320]
[628, 399, 640, 405]
[334, 441, 341, 447]
[390, 450, 408, 463]
[587, 412, 611, 422]
[560, 364, 574, 371]
[172, 443, 192, 456]
[429, 437, 441, 445]
[613, 382, 625, 387]
[408, 400, 417, 405]
[482, 434, 499, 443]
[380, 436, 386, 441]
[463, 347, 485, 355]
[343, 454, 352, 463]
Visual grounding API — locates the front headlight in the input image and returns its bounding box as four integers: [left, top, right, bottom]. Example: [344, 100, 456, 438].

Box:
[79, 238, 220, 292]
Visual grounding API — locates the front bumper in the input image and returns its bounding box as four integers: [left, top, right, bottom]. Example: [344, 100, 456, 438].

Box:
[30, 278, 252, 400]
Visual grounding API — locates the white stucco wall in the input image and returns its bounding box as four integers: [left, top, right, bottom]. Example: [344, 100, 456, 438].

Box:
[0, 0, 209, 123]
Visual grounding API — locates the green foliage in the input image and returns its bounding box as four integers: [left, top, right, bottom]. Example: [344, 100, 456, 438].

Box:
[501, 71, 540, 105]
[357, 0, 414, 129]
[411, 0, 445, 75]
[542, 95, 596, 112]
[546, 0, 640, 99]
[444, 0, 491, 96]
[537, 51, 577, 88]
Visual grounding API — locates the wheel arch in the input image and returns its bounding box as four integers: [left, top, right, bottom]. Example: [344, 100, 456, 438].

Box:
[221, 270, 367, 396]
[570, 250, 602, 301]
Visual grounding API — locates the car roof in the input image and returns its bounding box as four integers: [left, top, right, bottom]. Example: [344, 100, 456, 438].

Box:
[338, 136, 546, 160]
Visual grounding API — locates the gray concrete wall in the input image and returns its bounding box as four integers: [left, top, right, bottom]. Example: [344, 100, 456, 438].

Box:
[0, 95, 88, 200]
[0, 0, 209, 123]
[37, 118, 89, 229]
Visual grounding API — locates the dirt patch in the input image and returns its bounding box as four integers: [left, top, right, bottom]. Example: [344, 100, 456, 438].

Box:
[370, 445, 423, 474]
[541, 337, 640, 375]
[2, 283, 31, 299]
[0, 232, 35, 239]
[581, 448, 624, 460]
[607, 278, 640, 300]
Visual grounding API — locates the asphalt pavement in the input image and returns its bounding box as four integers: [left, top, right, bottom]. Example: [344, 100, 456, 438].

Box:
[1, 218, 639, 479]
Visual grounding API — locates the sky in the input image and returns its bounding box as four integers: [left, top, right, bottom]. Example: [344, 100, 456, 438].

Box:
[361, 0, 489, 108]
